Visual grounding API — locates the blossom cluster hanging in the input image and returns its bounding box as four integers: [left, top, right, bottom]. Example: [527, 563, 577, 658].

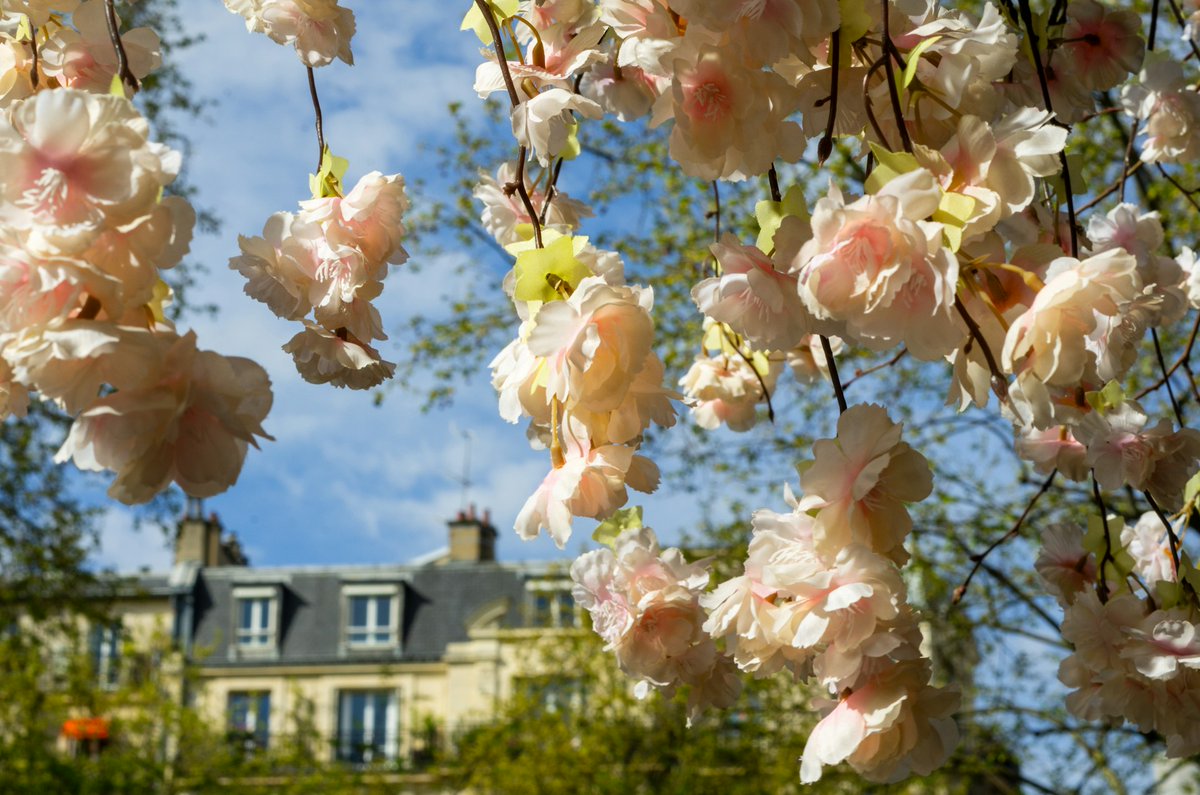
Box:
[456, 0, 1200, 783]
[224, 0, 410, 390]
[0, 2, 273, 504]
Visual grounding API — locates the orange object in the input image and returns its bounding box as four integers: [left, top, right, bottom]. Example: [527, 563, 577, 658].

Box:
[62, 718, 109, 740]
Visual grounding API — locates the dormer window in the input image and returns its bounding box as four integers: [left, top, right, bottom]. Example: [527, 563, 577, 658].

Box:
[343, 585, 400, 649]
[233, 586, 279, 652]
[526, 580, 578, 628]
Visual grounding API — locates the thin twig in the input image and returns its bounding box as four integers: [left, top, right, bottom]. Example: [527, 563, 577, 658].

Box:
[1137, 314, 1200, 398]
[817, 30, 842, 164]
[1152, 327, 1185, 427]
[1016, 0, 1077, 255]
[473, 0, 544, 248]
[306, 66, 325, 173]
[767, 164, 782, 203]
[103, 0, 138, 94]
[1093, 474, 1115, 603]
[820, 335, 848, 413]
[952, 470, 1057, 605]
[954, 297, 1008, 402]
[881, 1, 913, 153]
[842, 347, 908, 389]
[28, 26, 38, 89]
[1144, 490, 1183, 581]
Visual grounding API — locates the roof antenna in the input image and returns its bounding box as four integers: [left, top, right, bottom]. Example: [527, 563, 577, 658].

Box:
[456, 429, 473, 510]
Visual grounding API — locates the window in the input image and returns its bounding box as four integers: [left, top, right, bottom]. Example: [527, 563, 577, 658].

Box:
[234, 587, 278, 650]
[336, 690, 398, 764]
[520, 676, 584, 714]
[526, 581, 578, 628]
[343, 585, 399, 649]
[227, 691, 271, 752]
[88, 623, 121, 690]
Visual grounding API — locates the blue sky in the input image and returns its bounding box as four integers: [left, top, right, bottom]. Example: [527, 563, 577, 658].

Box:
[91, 2, 725, 572]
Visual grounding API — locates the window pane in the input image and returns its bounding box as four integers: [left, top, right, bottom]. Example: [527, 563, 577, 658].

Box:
[350, 596, 368, 628]
[240, 599, 253, 631]
[533, 593, 552, 626]
[375, 596, 390, 627]
[557, 592, 576, 627]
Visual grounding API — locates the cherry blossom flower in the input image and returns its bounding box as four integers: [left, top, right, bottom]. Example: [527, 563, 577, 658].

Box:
[0, 88, 181, 257]
[792, 169, 963, 360]
[1121, 511, 1179, 588]
[283, 322, 395, 390]
[474, 161, 592, 246]
[1121, 53, 1200, 165]
[679, 352, 776, 432]
[224, 0, 356, 67]
[800, 660, 960, 784]
[55, 331, 274, 504]
[39, 1, 161, 93]
[1035, 524, 1098, 606]
[1059, 0, 1144, 91]
[511, 87, 603, 167]
[691, 235, 812, 352]
[652, 43, 804, 181]
[797, 403, 934, 564]
[572, 525, 740, 722]
[525, 275, 655, 413]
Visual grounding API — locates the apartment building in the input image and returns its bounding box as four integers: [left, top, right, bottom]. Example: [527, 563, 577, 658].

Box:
[95, 504, 578, 766]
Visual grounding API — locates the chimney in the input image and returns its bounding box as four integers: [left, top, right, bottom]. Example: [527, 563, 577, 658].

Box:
[174, 501, 248, 567]
[447, 504, 497, 563]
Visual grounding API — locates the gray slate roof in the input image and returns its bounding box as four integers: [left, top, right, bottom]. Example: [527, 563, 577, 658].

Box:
[188, 560, 569, 668]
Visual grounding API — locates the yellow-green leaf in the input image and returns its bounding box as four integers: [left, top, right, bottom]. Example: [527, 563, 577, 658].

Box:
[932, 191, 975, 252]
[461, 0, 520, 43]
[512, 235, 590, 303]
[837, 0, 872, 52]
[864, 143, 921, 194]
[309, 146, 349, 199]
[593, 506, 643, 549]
[109, 74, 126, 98]
[754, 185, 808, 252]
[902, 36, 941, 90]
[560, 121, 582, 161]
[15, 15, 33, 42]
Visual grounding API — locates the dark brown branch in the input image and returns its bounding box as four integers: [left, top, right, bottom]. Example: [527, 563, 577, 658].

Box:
[817, 30, 841, 164]
[473, 0, 544, 248]
[952, 469, 1057, 606]
[1016, 0, 1078, 256]
[843, 347, 908, 390]
[1137, 314, 1200, 398]
[954, 296, 1008, 402]
[103, 0, 139, 95]
[1092, 474, 1115, 603]
[1152, 327, 1185, 427]
[306, 66, 325, 173]
[1144, 490, 1183, 582]
[820, 335, 848, 413]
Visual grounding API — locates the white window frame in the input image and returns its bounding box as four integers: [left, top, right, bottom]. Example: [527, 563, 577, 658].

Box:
[525, 580, 578, 628]
[227, 690, 271, 750]
[92, 623, 122, 691]
[343, 584, 400, 650]
[233, 586, 279, 651]
[336, 689, 399, 763]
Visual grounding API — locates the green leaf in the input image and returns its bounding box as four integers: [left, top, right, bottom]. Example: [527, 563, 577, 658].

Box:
[109, 74, 126, 99]
[512, 235, 590, 303]
[932, 191, 975, 252]
[837, 0, 872, 51]
[309, 147, 349, 199]
[865, 143, 920, 194]
[593, 506, 643, 549]
[754, 185, 808, 252]
[461, 0, 520, 44]
[902, 36, 941, 91]
[1185, 471, 1200, 508]
[1085, 380, 1126, 413]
